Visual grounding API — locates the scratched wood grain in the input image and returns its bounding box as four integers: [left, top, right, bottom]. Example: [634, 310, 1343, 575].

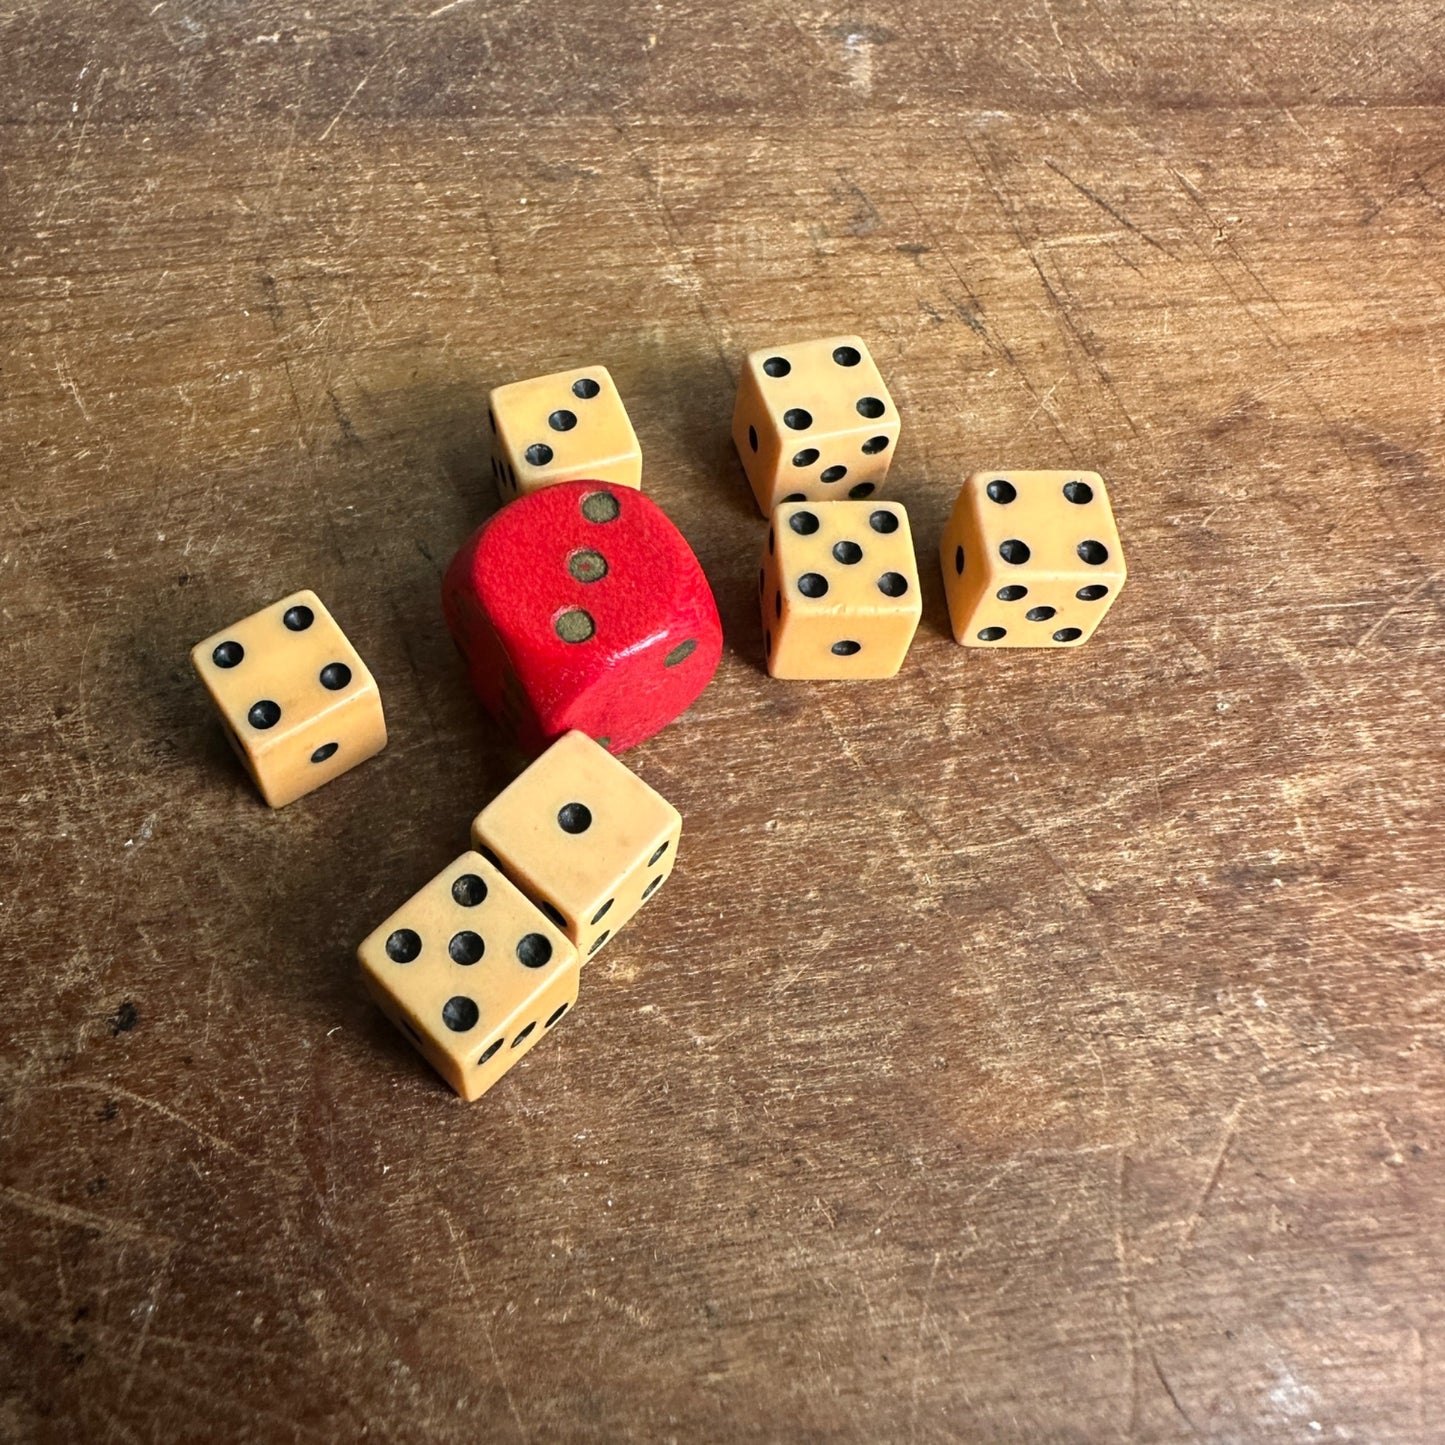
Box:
[2, 0, 1444, 1440]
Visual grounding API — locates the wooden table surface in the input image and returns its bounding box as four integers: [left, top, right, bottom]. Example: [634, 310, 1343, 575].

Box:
[3, 2, 1444, 1440]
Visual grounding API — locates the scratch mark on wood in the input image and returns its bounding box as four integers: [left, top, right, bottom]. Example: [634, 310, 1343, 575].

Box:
[900, 189, 1079, 457]
[0, 1186, 175, 1250]
[1151, 1351, 1204, 1436]
[441, 1207, 528, 1438]
[965, 135, 1147, 439]
[1039, 0, 1082, 91]
[1348, 570, 1441, 656]
[54, 357, 92, 423]
[1115, 1151, 1142, 1439]
[1043, 158, 1178, 259]
[51, 1080, 282, 1181]
[1180, 1098, 1246, 1252]
[319, 39, 398, 142]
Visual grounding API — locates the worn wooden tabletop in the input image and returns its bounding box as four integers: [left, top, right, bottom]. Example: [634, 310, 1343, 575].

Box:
[3, 1, 1444, 1440]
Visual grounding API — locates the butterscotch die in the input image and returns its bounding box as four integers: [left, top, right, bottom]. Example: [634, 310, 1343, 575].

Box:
[940, 470, 1126, 647]
[472, 731, 680, 961]
[358, 851, 579, 1102]
[761, 500, 921, 679]
[489, 365, 641, 500]
[190, 589, 386, 807]
[732, 335, 900, 514]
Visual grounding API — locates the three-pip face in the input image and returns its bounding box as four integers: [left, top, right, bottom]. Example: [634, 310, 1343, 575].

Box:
[489, 365, 641, 499]
[442, 480, 722, 755]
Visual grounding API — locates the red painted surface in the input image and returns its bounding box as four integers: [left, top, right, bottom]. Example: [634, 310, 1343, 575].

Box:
[443, 481, 723, 754]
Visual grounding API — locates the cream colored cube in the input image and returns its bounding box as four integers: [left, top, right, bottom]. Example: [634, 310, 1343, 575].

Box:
[489, 365, 641, 499]
[939, 470, 1127, 647]
[358, 851, 579, 1102]
[761, 500, 922, 678]
[472, 731, 680, 961]
[190, 589, 386, 807]
[732, 335, 900, 514]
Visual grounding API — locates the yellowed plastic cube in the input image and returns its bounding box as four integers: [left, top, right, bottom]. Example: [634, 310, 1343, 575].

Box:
[732, 336, 900, 515]
[358, 851, 579, 1102]
[940, 471, 1126, 647]
[471, 731, 680, 961]
[190, 589, 386, 807]
[761, 500, 922, 678]
[488, 365, 641, 499]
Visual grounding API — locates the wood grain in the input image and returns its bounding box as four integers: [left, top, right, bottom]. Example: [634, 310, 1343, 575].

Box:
[2, 1, 1444, 1440]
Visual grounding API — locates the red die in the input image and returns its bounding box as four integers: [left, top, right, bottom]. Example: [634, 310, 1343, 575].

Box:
[443, 480, 723, 754]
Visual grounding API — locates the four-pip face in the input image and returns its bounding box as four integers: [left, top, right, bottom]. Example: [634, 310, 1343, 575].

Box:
[940, 470, 1127, 647]
[732, 335, 901, 514]
[190, 589, 386, 807]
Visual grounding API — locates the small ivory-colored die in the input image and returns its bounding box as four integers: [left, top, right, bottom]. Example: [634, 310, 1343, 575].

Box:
[760, 500, 922, 678]
[488, 365, 641, 500]
[190, 589, 386, 807]
[358, 851, 580, 1102]
[472, 731, 680, 961]
[939, 470, 1127, 647]
[731, 335, 900, 514]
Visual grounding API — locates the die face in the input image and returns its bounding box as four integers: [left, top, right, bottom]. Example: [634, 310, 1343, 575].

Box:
[442, 481, 723, 754]
[732, 336, 900, 514]
[941, 470, 1126, 648]
[471, 731, 680, 961]
[190, 590, 387, 807]
[490, 366, 641, 500]
[761, 501, 922, 678]
[358, 852, 580, 1102]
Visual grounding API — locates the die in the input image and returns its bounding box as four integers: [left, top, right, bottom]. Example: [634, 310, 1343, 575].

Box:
[760, 500, 922, 679]
[190, 589, 386, 807]
[939, 470, 1126, 647]
[443, 480, 722, 755]
[489, 365, 641, 501]
[358, 851, 579, 1102]
[472, 731, 680, 961]
[731, 335, 900, 515]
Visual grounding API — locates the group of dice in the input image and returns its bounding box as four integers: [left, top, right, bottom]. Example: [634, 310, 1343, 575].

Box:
[731, 334, 1127, 676]
[188, 333, 1127, 1104]
[357, 730, 681, 1101]
[189, 578, 694, 1102]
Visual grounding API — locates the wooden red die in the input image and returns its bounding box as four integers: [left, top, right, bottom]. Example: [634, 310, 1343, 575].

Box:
[443, 480, 723, 754]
